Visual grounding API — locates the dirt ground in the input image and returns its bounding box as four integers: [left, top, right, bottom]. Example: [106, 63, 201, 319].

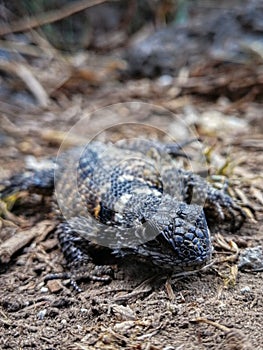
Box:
[0, 2, 263, 349]
[0, 91, 262, 349]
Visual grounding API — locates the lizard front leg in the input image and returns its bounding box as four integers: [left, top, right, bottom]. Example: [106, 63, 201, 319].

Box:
[45, 220, 114, 292]
[161, 167, 249, 231]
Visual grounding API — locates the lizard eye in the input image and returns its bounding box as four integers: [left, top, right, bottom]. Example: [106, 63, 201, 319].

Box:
[178, 203, 187, 218]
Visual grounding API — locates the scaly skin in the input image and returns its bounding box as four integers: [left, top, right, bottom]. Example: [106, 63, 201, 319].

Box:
[0, 140, 248, 288]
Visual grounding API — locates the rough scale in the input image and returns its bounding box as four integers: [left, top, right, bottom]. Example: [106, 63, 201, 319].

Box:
[0, 140, 247, 287]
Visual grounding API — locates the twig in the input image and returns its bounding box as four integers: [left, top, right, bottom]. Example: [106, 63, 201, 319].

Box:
[0, 59, 49, 107]
[192, 318, 252, 348]
[0, 220, 55, 263]
[0, 39, 46, 57]
[0, 0, 116, 36]
[192, 317, 230, 332]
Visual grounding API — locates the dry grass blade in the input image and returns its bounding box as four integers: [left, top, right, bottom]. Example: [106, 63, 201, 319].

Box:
[113, 275, 155, 301]
[193, 317, 230, 332]
[0, 197, 28, 226]
[0, 0, 117, 36]
[214, 234, 239, 254]
[165, 278, 175, 301]
[0, 39, 47, 58]
[0, 59, 49, 107]
[193, 318, 252, 350]
[251, 187, 263, 206]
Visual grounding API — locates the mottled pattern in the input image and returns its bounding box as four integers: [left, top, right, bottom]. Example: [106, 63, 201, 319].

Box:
[1, 140, 247, 276]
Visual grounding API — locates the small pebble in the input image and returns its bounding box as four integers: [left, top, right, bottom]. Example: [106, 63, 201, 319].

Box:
[157, 74, 173, 87]
[238, 246, 263, 271]
[240, 286, 251, 294]
[37, 309, 47, 320]
[80, 308, 88, 313]
[40, 287, 49, 293]
[46, 279, 63, 293]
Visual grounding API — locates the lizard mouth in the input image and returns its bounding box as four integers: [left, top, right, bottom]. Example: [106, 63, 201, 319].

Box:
[168, 260, 214, 278]
[179, 248, 213, 271]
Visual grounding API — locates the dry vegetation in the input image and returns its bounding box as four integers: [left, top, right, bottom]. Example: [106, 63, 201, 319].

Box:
[0, 1, 262, 349]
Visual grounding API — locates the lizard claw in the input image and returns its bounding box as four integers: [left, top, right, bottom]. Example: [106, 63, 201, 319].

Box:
[45, 263, 113, 293]
[204, 188, 249, 232]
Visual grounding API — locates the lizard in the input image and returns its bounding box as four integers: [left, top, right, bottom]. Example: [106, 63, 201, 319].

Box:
[0, 139, 249, 290]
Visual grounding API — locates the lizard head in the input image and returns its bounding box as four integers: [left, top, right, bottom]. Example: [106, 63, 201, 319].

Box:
[143, 198, 212, 271]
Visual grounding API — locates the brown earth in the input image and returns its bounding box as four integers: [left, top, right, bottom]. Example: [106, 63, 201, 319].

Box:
[0, 89, 262, 349]
[0, 3, 262, 347]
